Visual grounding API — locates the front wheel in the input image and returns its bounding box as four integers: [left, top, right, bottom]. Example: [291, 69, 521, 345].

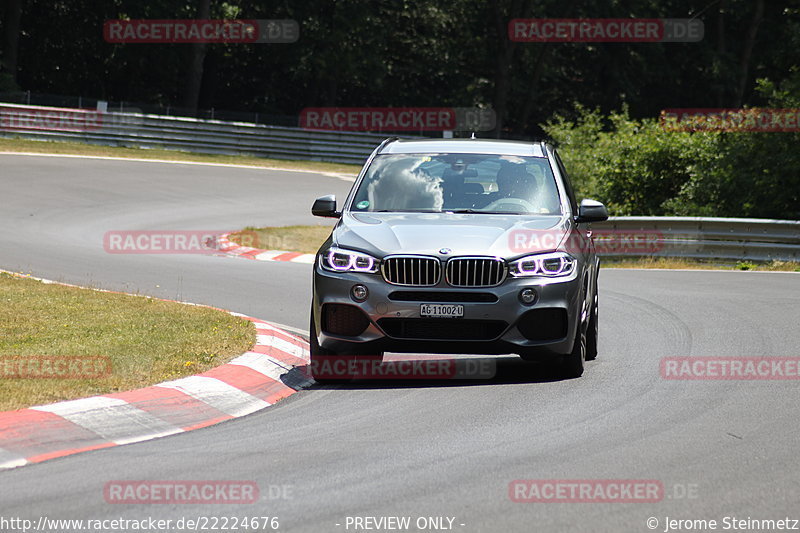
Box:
[561, 320, 586, 379]
[309, 310, 345, 383]
[585, 292, 599, 361]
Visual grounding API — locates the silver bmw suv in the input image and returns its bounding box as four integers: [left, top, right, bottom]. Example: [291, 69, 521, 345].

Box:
[310, 138, 608, 379]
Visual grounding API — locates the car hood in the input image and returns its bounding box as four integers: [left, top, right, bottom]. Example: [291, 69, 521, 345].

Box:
[333, 212, 571, 258]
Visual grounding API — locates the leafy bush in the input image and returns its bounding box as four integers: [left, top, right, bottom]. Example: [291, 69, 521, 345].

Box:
[544, 106, 718, 215]
[543, 73, 800, 220]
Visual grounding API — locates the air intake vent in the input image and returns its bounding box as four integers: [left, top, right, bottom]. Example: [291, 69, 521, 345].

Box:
[377, 318, 507, 340]
[446, 257, 506, 287]
[382, 256, 441, 286]
[388, 291, 498, 303]
[517, 308, 568, 341]
[322, 304, 370, 337]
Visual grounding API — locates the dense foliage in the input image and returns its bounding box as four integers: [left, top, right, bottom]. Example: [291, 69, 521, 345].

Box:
[545, 70, 800, 218]
[1, 0, 798, 217]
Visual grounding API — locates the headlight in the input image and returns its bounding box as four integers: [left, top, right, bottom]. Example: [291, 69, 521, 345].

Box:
[320, 246, 380, 273]
[509, 252, 575, 277]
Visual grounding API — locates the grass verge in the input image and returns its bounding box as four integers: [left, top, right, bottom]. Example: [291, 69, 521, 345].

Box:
[0, 272, 254, 411]
[0, 136, 361, 176]
[602, 257, 800, 271]
[232, 225, 334, 254]
[229, 226, 800, 272]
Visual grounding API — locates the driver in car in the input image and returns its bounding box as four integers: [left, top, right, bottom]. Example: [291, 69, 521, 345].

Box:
[477, 162, 558, 214]
[475, 163, 534, 206]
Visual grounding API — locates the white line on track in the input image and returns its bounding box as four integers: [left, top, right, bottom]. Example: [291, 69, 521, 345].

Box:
[0, 447, 27, 469]
[0, 151, 357, 182]
[262, 321, 310, 338]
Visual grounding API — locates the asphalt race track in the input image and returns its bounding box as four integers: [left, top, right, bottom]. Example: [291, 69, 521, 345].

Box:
[1, 154, 799, 533]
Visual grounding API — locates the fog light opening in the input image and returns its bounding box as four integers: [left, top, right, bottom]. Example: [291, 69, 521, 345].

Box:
[351, 284, 369, 302]
[519, 288, 537, 305]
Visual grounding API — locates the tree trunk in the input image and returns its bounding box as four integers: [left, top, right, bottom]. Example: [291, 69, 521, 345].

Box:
[715, 0, 727, 107]
[1, 0, 23, 85]
[491, 0, 525, 138]
[180, 0, 212, 112]
[733, 0, 764, 107]
[518, 45, 552, 131]
[493, 0, 576, 136]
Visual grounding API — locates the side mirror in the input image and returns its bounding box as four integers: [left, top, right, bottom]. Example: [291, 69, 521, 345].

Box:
[575, 198, 609, 223]
[312, 195, 340, 218]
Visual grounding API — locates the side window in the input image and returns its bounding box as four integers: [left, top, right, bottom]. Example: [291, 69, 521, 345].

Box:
[553, 149, 578, 216]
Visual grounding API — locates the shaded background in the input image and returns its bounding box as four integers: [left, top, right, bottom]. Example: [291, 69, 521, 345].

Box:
[1, 0, 798, 217]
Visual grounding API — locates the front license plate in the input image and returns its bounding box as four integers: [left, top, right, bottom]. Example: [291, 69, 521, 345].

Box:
[420, 304, 464, 318]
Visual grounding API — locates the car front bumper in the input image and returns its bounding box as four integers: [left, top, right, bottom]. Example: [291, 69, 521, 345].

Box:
[312, 261, 585, 360]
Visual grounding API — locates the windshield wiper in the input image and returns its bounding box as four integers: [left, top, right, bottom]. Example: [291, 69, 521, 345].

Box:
[448, 209, 524, 215]
[372, 209, 438, 213]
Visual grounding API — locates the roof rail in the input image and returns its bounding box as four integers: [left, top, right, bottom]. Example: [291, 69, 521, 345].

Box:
[375, 137, 399, 153]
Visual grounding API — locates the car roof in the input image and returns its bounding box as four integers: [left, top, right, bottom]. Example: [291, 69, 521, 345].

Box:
[378, 138, 547, 157]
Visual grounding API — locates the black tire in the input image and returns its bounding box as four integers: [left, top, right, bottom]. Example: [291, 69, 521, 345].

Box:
[561, 298, 587, 379]
[309, 310, 346, 383]
[585, 292, 599, 361]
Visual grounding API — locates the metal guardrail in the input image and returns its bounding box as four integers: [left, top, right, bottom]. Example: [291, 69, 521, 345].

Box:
[594, 217, 800, 262]
[0, 102, 392, 164]
[1, 103, 797, 263]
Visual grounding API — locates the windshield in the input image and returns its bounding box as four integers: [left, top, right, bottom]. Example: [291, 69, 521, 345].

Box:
[350, 153, 562, 215]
